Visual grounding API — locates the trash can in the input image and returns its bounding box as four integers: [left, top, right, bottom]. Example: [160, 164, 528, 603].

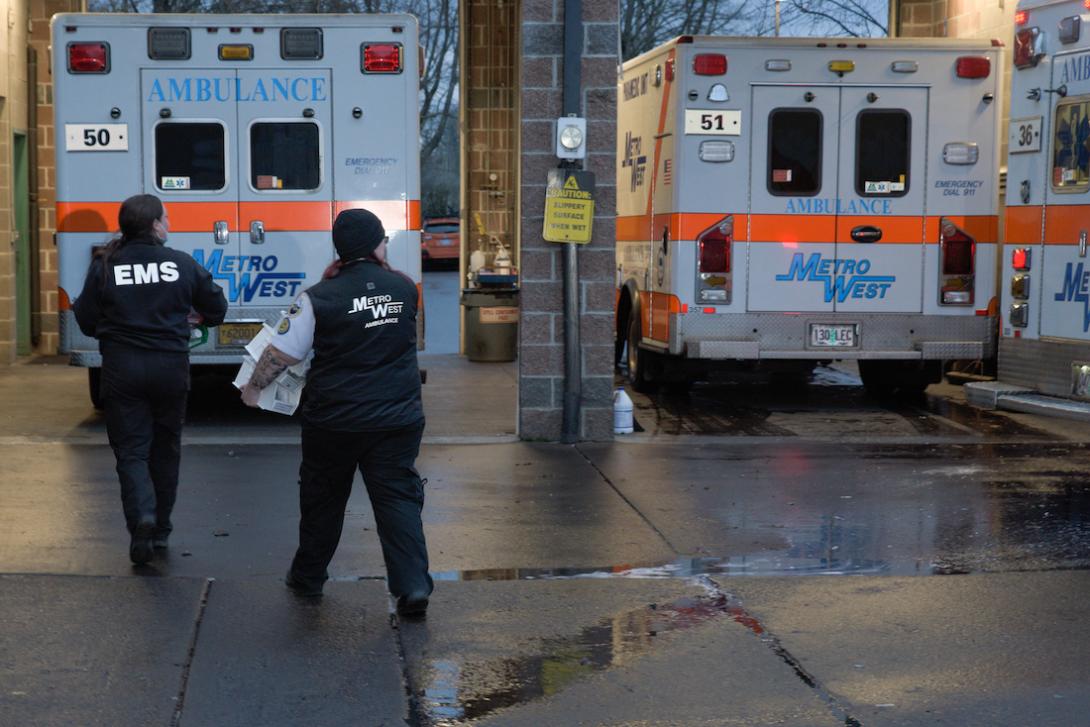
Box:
[461, 287, 519, 362]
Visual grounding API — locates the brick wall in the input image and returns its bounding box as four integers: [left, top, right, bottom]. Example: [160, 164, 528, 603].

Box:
[519, 0, 617, 441]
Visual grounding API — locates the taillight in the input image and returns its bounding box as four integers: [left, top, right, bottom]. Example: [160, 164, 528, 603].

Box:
[362, 43, 402, 73]
[68, 42, 109, 73]
[1014, 27, 1042, 69]
[940, 219, 975, 305]
[955, 56, 990, 78]
[696, 216, 733, 303]
[693, 53, 727, 75]
[1015, 10, 1028, 25]
[1012, 248, 1031, 271]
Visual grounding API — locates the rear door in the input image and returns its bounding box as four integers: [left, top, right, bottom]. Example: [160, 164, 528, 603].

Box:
[834, 87, 927, 313]
[141, 68, 239, 295]
[236, 68, 333, 310]
[747, 85, 840, 312]
[1040, 49, 1090, 341]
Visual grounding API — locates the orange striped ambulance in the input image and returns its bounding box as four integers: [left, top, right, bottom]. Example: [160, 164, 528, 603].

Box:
[52, 13, 422, 402]
[616, 36, 1003, 395]
[1000, 0, 1090, 399]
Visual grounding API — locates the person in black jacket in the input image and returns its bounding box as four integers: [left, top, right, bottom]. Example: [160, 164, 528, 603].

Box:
[73, 194, 227, 565]
[240, 208, 432, 618]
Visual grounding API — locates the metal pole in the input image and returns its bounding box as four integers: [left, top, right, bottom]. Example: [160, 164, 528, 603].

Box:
[561, 0, 583, 443]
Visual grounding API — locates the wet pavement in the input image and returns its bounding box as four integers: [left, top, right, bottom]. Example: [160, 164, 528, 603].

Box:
[2, 358, 1090, 725]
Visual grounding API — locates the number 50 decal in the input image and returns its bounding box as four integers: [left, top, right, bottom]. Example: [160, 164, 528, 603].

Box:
[65, 123, 129, 152]
[684, 109, 741, 136]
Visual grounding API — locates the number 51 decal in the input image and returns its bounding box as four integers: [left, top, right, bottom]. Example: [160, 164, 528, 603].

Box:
[65, 123, 129, 152]
[684, 109, 741, 136]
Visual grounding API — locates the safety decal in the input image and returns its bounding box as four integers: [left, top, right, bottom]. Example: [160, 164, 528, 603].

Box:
[287, 302, 303, 317]
[278, 318, 291, 334]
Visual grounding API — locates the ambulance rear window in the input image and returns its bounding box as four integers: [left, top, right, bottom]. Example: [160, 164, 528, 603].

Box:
[1051, 99, 1090, 191]
[856, 110, 910, 197]
[250, 122, 320, 191]
[154, 123, 226, 192]
[767, 109, 822, 196]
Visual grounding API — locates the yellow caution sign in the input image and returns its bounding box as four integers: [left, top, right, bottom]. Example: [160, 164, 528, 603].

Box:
[543, 169, 595, 244]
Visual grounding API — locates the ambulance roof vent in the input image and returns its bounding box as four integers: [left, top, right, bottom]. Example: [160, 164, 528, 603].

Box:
[148, 28, 191, 61]
[282, 28, 323, 60]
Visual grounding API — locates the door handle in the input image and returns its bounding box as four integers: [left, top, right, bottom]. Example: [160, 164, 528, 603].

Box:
[250, 220, 266, 245]
[213, 220, 229, 245]
[1080, 230, 1087, 258]
[850, 225, 882, 243]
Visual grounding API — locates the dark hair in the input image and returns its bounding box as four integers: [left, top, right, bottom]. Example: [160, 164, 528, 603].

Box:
[96, 194, 164, 264]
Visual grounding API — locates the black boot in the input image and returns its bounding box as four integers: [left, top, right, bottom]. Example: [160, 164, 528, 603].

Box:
[129, 515, 155, 565]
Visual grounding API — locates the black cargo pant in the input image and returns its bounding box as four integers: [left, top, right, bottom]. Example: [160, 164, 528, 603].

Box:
[100, 341, 189, 537]
[289, 421, 432, 599]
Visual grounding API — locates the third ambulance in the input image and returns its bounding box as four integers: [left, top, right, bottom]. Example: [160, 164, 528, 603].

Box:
[52, 13, 422, 405]
[616, 36, 1003, 395]
[1000, 0, 1090, 399]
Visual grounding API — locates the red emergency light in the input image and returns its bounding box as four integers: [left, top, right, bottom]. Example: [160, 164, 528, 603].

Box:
[693, 53, 727, 76]
[1014, 27, 1042, 69]
[362, 43, 402, 73]
[955, 56, 991, 78]
[68, 42, 109, 73]
[698, 224, 731, 274]
[1014, 10, 1028, 25]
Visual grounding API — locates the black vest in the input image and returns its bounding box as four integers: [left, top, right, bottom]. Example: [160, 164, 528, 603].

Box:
[302, 260, 423, 431]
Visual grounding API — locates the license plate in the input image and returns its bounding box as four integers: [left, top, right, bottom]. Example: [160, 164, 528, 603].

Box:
[810, 323, 857, 348]
[217, 322, 263, 346]
[440, 238, 453, 246]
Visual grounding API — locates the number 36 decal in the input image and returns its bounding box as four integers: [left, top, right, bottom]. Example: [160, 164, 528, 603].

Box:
[684, 109, 741, 136]
[65, 123, 129, 152]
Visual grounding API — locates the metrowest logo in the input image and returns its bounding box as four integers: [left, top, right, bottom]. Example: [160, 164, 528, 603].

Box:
[1054, 262, 1090, 333]
[775, 253, 895, 303]
[348, 294, 404, 319]
[192, 250, 305, 303]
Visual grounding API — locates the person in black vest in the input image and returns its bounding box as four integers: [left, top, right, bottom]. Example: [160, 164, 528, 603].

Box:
[239, 208, 432, 618]
[73, 194, 228, 565]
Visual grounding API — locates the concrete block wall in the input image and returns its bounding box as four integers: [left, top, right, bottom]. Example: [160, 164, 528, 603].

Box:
[519, 0, 617, 441]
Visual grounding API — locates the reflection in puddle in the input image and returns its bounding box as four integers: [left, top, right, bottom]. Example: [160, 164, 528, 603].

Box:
[406, 585, 730, 725]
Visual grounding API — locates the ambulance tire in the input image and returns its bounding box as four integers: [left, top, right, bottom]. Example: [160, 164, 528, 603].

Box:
[88, 367, 104, 410]
[626, 315, 659, 393]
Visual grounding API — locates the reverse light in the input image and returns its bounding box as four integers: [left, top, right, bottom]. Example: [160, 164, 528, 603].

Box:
[699, 140, 735, 162]
[765, 59, 791, 72]
[1010, 303, 1029, 327]
[1014, 27, 1044, 69]
[891, 60, 918, 73]
[1012, 247, 1032, 271]
[943, 142, 979, 165]
[68, 42, 109, 73]
[362, 43, 402, 73]
[693, 53, 727, 75]
[1011, 274, 1031, 300]
[940, 218, 976, 306]
[956, 56, 991, 78]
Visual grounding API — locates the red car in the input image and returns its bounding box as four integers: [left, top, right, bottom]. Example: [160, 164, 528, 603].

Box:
[421, 217, 461, 262]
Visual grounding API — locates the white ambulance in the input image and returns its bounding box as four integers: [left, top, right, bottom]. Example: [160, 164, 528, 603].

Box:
[615, 36, 1003, 395]
[999, 0, 1090, 399]
[52, 13, 422, 404]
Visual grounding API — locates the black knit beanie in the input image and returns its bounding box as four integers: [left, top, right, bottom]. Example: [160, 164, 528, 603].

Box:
[332, 208, 385, 260]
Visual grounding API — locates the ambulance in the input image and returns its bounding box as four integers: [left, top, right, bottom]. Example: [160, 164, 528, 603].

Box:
[999, 0, 1090, 400]
[51, 13, 423, 405]
[615, 36, 1003, 395]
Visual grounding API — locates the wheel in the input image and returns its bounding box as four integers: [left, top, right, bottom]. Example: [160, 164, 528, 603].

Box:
[88, 367, 104, 410]
[626, 314, 659, 393]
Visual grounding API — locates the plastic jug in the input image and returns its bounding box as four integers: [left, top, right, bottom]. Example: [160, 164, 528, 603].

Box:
[613, 387, 634, 434]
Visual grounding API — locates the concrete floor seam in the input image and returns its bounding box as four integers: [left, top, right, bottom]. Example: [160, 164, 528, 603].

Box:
[389, 613, 427, 727]
[705, 576, 864, 727]
[170, 577, 214, 727]
[574, 444, 680, 555]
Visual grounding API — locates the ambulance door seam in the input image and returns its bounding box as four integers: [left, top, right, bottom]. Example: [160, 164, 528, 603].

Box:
[921, 86, 931, 311]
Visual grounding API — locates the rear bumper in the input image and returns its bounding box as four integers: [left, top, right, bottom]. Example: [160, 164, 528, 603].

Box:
[668, 312, 996, 360]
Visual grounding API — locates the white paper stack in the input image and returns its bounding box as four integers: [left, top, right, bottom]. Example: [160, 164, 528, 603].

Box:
[232, 323, 311, 416]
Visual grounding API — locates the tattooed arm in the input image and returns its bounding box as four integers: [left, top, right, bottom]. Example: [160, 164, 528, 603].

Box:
[240, 345, 303, 407]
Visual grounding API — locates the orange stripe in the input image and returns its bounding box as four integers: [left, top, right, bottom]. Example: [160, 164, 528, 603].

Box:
[1005, 205, 1044, 245]
[836, 216, 923, 244]
[240, 201, 330, 231]
[926, 215, 998, 244]
[617, 213, 748, 242]
[57, 200, 420, 234]
[649, 292, 680, 344]
[335, 200, 421, 232]
[750, 214, 836, 244]
[1044, 204, 1090, 245]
